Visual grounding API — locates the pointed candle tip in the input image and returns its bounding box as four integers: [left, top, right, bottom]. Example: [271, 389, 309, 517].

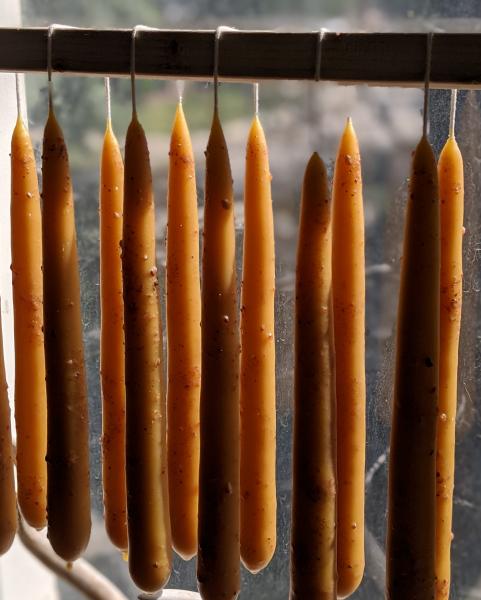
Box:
[306, 151, 323, 171]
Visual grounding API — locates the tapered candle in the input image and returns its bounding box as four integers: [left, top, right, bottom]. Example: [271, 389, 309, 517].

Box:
[123, 114, 172, 592]
[386, 136, 439, 599]
[42, 108, 91, 561]
[240, 114, 276, 573]
[0, 309, 17, 555]
[332, 118, 365, 598]
[166, 102, 201, 561]
[435, 122, 463, 599]
[290, 152, 337, 600]
[11, 114, 47, 529]
[100, 107, 127, 551]
[197, 109, 240, 600]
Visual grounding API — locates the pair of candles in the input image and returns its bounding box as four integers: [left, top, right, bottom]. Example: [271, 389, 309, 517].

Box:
[387, 123, 464, 598]
[291, 119, 365, 600]
[291, 105, 463, 599]
[8, 106, 91, 559]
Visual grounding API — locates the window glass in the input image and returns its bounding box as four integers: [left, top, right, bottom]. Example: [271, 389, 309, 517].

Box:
[10, 1, 481, 598]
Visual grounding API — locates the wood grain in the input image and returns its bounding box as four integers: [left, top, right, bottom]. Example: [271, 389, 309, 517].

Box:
[0, 29, 480, 87]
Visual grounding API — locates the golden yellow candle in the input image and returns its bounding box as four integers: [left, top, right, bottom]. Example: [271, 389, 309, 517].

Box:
[166, 102, 201, 561]
[386, 135, 439, 599]
[123, 114, 172, 592]
[100, 117, 127, 551]
[290, 152, 337, 600]
[10, 115, 47, 530]
[42, 109, 91, 561]
[332, 118, 365, 598]
[435, 134, 464, 600]
[0, 309, 17, 555]
[197, 110, 240, 600]
[240, 115, 276, 573]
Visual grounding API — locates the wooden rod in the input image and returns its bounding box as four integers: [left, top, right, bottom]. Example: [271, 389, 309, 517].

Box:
[0, 28, 481, 88]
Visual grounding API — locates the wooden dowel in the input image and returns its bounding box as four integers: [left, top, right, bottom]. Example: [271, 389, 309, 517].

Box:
[1, 29, 481, 87]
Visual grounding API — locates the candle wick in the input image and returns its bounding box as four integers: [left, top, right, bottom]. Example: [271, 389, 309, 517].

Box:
[176, 80, 185, 105]
[213, 28, 220, 112]
[449, 89, 458, 139]
[130, 26, 139, 118]
[212, 26, 236, 113]
[253, 82, 259, 117]
[47, 24, 55, 112]
[104, 77, 112, 126]
[15, 72, 22, 120]
[314, 28, 328, 82]
[422, 32, 434, 138]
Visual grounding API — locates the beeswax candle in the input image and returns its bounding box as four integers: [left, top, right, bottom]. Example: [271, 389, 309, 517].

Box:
[197, 110, 240, 600]
[290, 153, 337, 600]
[123, 114, 172, 592]
[387, 136, 439, 599]
[240, 115, 276, 573]
[100, 117, 127, 551]
[166, 102, 201, 561]
[0, 309, 17, 555]
[11, 115, 47, 530]
[332, 118, 365, 598]
[435, 133, 464, 600]
[42, 109, 91, 561]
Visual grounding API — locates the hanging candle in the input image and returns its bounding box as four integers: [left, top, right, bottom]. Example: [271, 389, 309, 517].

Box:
[290, 152, 337, 599]
[197, 108, 240, 600]
[332, 118, 365, 598]
[42, 106, 91, 561]
[240, 104, 277, 573]
[11, 101, 47, 530]
[435, 92, 464, 600]
[166, 101, 201, 561]
[386, 134, 439, 599]
[0, 307, 17, 556]
[99, 80, 127, 552]
[123, 111, 172, 592]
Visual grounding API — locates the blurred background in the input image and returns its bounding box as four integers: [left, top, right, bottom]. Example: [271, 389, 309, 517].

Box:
[1, 0, 481, 598]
